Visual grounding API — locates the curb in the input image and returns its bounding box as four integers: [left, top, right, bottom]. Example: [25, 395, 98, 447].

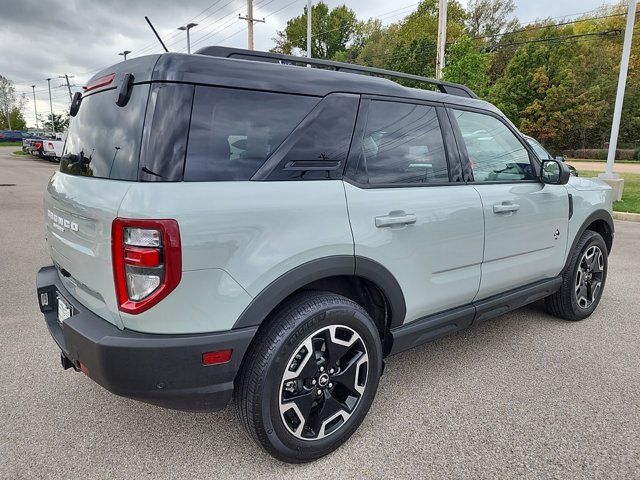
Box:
[613, 211, 640, 222]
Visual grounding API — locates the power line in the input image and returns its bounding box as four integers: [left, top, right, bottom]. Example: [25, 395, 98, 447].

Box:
[472, 10, 637, 42]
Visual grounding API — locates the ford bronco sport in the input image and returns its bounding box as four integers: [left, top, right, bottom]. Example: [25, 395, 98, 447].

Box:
[36, 47, 614, 463]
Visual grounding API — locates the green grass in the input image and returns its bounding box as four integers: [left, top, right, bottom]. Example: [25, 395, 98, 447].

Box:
[567, 158, 639, 164]
[580, 170, 640, 214]
[0, 141, 23, 147]
[12, 150, 25, 156]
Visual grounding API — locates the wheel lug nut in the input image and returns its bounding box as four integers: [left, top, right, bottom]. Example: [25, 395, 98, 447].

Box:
[329, 368, 335, 374]
[328, 382, 333, 388]
[311, 379, 316, 385]
[319, 366, 325, 372]
[317, 389, 322, 395]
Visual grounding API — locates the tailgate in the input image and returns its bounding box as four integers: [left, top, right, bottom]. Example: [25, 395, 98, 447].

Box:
[45, 172, 131, 327]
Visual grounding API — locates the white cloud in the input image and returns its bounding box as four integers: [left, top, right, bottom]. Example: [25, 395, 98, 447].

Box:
[0, 0, 618, 127]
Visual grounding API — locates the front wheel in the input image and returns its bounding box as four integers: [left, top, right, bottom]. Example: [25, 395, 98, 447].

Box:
[234, 291, 383, 463]
[545, 230, 608, 321]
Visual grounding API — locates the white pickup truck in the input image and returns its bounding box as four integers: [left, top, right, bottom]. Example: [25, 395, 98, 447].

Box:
[42, 132, 66, 162]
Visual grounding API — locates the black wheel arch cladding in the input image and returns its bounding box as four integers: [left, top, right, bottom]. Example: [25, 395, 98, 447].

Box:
[232, 255, 407, 330]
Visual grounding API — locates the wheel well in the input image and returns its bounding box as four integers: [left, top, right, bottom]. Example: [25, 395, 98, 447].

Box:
[586, 219, 613, 253]
[296, 276, 393, 354]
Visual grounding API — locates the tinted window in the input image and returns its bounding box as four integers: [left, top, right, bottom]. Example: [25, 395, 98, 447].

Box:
[61, 85, 149, 180]
[184, 87, 319, 181]
[453, 110, 535, 182]
[139, 83, 194, 182]
[267, 94, 359, 180]
[351, 100, 449, 185]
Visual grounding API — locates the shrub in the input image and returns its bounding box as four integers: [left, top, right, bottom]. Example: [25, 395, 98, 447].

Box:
[564, 149, 637, 160]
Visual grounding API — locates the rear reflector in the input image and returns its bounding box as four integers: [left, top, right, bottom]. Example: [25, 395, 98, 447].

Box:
[83, 73, 116, 92]
[202, 349, 233, 366]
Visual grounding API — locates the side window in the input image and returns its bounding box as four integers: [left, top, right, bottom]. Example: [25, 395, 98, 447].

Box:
[184, 87, 319, 181]
[452, 109, 535, 182]
[351, 100, 450, 185]
[266, 94, 359, 180]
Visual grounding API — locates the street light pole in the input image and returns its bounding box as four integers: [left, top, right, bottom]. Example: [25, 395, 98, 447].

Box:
[31, 85, 39, 130]
[602, 0, 637, 177]
[307, 0, 312, 58]
[598, 0, 637, 202]
[177, 23, 198, 54]
[46, 78, 54, 133]
[118, 50, 131, 61]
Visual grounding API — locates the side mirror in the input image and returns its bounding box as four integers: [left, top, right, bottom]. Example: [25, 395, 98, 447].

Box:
[541, 159, 571, 185]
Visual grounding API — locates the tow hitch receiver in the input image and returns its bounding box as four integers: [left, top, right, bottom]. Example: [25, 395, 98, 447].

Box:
[60, 352, 79, 372]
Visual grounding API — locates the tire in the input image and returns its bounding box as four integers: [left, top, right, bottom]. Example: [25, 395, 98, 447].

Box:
[234, 291, 383, 463]
[545, 230, 608, 321]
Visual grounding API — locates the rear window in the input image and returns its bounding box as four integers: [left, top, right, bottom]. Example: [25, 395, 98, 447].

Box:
[60, 85, 149, 180]
[184, 86, 319, 181]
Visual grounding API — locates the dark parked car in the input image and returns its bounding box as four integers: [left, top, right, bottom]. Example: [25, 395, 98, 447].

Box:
[0, 130, 26, 142]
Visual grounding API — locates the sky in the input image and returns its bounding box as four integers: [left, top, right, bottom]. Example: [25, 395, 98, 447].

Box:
[0, 0, 622, 128]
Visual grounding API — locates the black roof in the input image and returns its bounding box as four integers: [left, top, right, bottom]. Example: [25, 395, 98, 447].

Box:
[90, 48, 499, 114]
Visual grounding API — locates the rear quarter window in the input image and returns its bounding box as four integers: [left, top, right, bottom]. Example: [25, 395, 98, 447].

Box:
[61, 85, 150, 180]
[184, 86, 319, 181]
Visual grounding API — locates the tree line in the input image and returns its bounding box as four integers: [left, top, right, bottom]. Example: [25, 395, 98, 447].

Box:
[273, 0, 639, 154]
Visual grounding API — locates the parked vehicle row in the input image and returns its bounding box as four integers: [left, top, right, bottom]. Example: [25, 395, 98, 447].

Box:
[21, 132, 65, 162]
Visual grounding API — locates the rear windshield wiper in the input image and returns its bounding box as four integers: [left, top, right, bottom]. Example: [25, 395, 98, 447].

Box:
[141, 166, 164, 178]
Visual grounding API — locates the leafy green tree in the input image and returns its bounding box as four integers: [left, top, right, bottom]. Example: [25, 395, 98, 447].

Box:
[272, 2, 358, 59]
[386, 0, 466, 79]
[0, 107, 26, 130]
[443, 35, 491, 96]
[42, 113, 69, 132]
[0, 75, 26, 130]
[466, 0, 518, 39]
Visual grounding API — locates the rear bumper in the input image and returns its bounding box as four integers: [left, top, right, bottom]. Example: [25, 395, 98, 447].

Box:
[36, 265, 257, 411]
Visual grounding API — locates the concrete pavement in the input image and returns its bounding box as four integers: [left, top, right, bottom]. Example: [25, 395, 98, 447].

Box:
[1, 146, 639, 478]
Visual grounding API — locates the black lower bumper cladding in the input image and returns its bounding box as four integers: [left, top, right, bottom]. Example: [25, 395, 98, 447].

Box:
[36, 265, 257, 411]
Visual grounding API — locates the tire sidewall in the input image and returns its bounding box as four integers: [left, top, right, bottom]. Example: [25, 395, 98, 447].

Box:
[569, 232, 608, 317]
[258, 302, 382, 462]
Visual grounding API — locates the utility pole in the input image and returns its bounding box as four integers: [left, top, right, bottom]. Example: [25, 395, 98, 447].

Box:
[239, 0, 265, 50]
[58, 74, 74, 103]
[307, 0, 312, 58]
[118, 50, 131, 61]
[435, 0, 448, 79]
[31, 85, 39, 130]
[46, 78, 55, 133]
[599, 0, 637, 201]
[178, 23, 198, 54]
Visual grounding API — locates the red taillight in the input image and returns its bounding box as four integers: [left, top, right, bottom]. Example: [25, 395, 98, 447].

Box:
[83, 73, 116, 92]
[112, 218, 181, 314]
[35, 141, 43, 150]
[202, 350, 233, 366]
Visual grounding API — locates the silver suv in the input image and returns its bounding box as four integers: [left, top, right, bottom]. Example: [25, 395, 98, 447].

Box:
[36, 47, 614, 463]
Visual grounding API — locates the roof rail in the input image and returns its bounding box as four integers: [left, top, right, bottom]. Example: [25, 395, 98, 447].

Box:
[194, 46, 478, 99]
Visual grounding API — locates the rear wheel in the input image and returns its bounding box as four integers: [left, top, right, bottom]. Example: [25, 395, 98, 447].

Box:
[234, 291, 383, 463]
[545, 230, 608, 321]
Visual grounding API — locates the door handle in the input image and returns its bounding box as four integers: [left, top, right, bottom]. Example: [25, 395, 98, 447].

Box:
[493, 202, 520, 214]
[375, 212, 417, 228]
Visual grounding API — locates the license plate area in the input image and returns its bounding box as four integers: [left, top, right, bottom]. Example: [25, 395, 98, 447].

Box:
[57, 293, 73, 324]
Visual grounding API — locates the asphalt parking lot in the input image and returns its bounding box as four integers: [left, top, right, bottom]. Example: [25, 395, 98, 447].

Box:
[1, 145, 639, 478]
